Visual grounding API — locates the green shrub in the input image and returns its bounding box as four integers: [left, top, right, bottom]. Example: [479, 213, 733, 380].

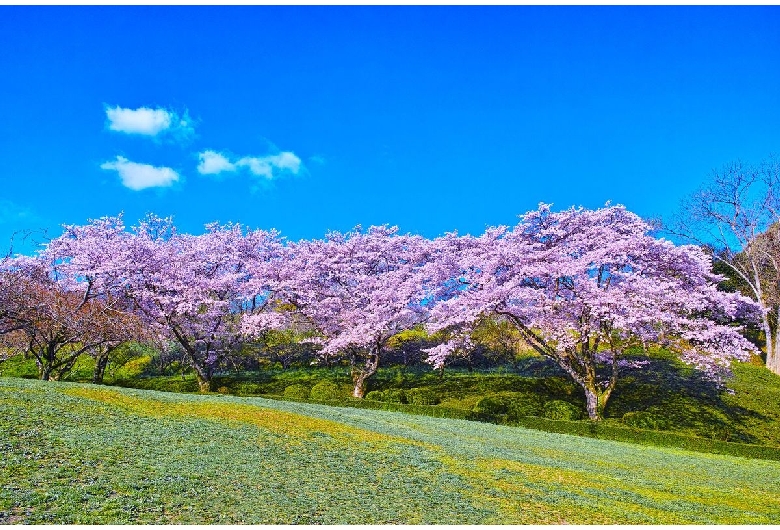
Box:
[622, 410, 671, 431]
[541, 377, 576, 396]
[363, 389, 408, 403]
[506, 394, 543, 419]
[232, 382, 266, 396]
[406, 387, 440, 405]
[383, 389, 408, 403]
[473, 395, 509, 415]
[116, 376, 199, 394]
[542, 400, 583, 421]
[283, 384, 311, 400]
[439, 394, 483, 411]
[310, 380, 343, 401]
[64, 355, 96, 381]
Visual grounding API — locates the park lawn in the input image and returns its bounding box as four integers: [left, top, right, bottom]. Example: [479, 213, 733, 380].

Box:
[4, 349, 780, 453]
[2, 377, 780, 524]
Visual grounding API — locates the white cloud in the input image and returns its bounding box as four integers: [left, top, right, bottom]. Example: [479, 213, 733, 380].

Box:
[198, 150, 302, 180]
[197, 150, 236, 175]
[105, 105, 195, 141]
[106, 106, 171, 135]
[236, 156, 274, 179]
[267, 151, 301, 173]
[101, 156, 179, 191]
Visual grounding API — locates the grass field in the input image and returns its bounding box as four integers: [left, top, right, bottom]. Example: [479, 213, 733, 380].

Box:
[2, 377, 780, 524]
[5, 349, 780, 460]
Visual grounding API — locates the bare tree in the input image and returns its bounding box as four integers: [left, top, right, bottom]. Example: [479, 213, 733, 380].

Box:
[670, 157, 780, 375]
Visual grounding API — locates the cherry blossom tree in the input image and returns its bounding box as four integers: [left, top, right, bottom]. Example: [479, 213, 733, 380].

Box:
[0, 254, 141, 381]
[48, 214, 286, 392]
[424, 204, 760, 420]
[268, 226, 432, 398]
[0, 256, 36, 338]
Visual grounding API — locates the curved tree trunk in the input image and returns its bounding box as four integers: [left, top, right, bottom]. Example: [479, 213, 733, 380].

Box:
[169, 326, 216, 393]
[190, 361, 213, 393]
[38, 362, 53, 381]
[582, 383, 614, 421]
[352, 348, 380, 398]
[92, 351, 110, 384]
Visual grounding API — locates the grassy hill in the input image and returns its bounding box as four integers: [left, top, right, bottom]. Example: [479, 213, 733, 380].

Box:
[4, 348, 780, 455]
[2, 377, 780, 524]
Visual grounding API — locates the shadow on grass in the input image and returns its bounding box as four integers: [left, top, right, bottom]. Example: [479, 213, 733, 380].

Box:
[603, 356, 768, 444]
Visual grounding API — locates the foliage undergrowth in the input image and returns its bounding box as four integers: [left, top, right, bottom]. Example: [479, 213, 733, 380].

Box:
[4, 349, 780, 459]
[2, 378, 780, 524]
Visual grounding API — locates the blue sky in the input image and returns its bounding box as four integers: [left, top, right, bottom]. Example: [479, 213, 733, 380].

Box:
[1, 6, 779, 254]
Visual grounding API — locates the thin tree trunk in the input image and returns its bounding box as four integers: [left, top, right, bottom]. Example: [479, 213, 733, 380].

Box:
[352, 349, 380, 398]
[92, 351, 110, 384]
[769, 307, 780, 375]
[762, 312, 774, 369]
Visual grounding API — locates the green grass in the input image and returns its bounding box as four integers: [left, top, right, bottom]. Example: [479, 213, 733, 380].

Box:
[5, 349, 780, 457]
[98, 354, 780, 448]
[2, 377, 780, 524]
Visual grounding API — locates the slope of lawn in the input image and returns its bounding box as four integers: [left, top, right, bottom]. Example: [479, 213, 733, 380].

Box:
[2, 377, 780, 524]
[4, 349, 780, 454]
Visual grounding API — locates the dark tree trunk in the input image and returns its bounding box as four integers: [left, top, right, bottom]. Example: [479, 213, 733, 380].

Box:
[39, 362, 53, 381]
[92, 352, 110, 384]
[34, 344, 55, 381]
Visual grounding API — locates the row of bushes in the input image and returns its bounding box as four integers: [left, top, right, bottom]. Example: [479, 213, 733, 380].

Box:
[265, 385, 780, 462]
[272, 383, 748, 433]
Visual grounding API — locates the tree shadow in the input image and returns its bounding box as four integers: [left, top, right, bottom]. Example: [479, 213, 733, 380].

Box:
[604, 356, 767, 444]
[506, 353, 770, 444]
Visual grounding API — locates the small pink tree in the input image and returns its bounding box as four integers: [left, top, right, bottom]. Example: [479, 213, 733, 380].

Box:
[270, 226, 432, 398]
[425, 204, 760, 420]
[0, 253, 141, 381]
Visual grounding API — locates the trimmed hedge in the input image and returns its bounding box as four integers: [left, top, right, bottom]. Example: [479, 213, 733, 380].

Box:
[260, 392, 780, 462]
[364, 389, 408, 403]
[510, 416, 780, 461]
[542, 399, 583, 421]
[283, 384, 311, 400]
[622, 410, 671, 431]
[309, 380, 343, 401]
[406, 387, 440, 405]
[506, 394, 543, 419]
[473, 395, 509, 415]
